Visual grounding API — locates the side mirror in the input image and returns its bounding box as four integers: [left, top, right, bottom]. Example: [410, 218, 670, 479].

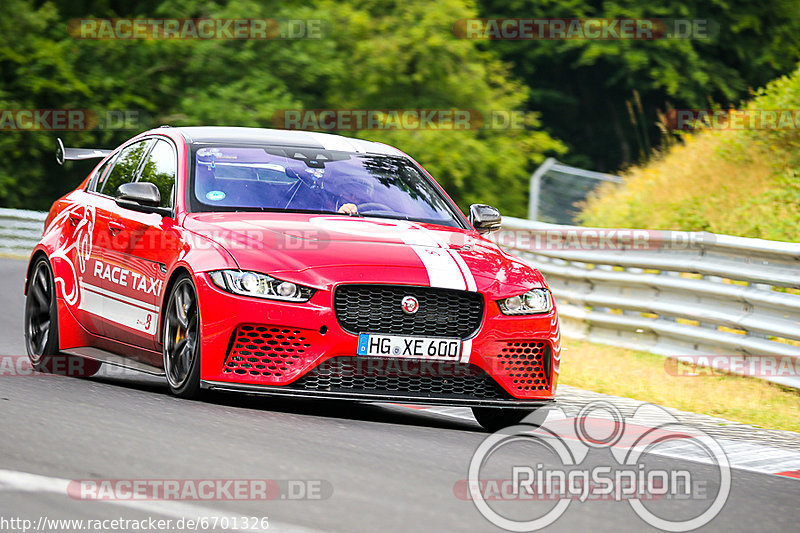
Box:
[115, 182, 170, 216]
[469, 204, 502, 234]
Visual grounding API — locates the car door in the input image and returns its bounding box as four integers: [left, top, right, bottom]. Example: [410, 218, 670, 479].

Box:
[102, 138, 180, 361]
[53, 153, 118, 337]
[81, 138, 155, 345]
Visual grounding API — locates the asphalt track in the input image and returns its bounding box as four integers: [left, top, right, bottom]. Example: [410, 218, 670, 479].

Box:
[0, 257, 797, 532]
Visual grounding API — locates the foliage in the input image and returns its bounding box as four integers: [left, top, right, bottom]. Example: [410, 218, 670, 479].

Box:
[477, 0, 800, 171]
[3, 0, 799, 220]
[578, 65, 800, 241]
[0, 0, 565, 215]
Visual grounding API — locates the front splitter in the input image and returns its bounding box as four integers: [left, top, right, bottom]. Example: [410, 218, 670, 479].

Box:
[201, 380, 556, 408]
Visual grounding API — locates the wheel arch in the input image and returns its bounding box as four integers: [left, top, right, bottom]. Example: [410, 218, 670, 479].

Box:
[157, 265, 194, 345]
[25, 249, 50, 295]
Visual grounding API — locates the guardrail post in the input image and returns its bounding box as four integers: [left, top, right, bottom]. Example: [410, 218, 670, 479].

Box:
[527, 157, 556, 221]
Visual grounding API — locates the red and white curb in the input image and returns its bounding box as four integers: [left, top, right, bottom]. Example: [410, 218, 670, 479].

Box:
[384, 403, 800, 481]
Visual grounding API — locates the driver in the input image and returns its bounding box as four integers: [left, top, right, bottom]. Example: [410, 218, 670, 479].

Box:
[336, 177, 375, 216]
[338, 203, 359, 215]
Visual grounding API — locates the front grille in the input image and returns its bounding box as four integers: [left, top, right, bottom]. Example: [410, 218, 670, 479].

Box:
[495, 341, 551, 392]
[223, 325, 311, 378]
[292, 357, 511, 400]
[334, 285, 484, 339]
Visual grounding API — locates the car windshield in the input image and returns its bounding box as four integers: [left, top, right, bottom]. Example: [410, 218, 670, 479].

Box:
[190, 145, 464, 228]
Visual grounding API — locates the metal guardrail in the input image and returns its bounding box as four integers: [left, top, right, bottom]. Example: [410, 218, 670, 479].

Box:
[2, 208, 798, 388]
[495, 217, 800, 389]
[528, 158, 622, 224]
[0, 208, 46, 258]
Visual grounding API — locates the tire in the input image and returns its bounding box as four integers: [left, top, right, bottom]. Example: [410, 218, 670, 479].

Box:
[163, 274, 202, 398]
[471, 406, 548, 433]
[24, 257, 101, 377]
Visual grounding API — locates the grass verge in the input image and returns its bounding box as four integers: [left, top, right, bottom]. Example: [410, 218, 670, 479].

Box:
[577, 65, 800, 242]
[559, 338, 800, 433]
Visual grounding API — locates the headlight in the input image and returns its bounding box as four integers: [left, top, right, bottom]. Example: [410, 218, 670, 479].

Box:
[208, 270, 315, 302]
[497, 288, 552, 315]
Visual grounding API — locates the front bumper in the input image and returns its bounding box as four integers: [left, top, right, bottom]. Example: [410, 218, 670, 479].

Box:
[200, 379, 556, 408]
[195, 273, 561, 405]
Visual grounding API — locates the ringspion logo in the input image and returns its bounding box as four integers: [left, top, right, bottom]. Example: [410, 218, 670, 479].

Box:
[465, 401, 730, 531]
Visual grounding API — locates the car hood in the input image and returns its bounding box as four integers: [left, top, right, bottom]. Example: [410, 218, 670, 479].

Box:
[183, 213, 545, 297]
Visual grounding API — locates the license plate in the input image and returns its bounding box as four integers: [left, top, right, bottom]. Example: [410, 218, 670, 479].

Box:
[357, 333, 462, 361]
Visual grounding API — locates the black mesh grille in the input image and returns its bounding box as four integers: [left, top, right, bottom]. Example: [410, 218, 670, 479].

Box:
[496, 342, 551, 392]
[292, 357, 510, 400]
[334, 285, 484, 339]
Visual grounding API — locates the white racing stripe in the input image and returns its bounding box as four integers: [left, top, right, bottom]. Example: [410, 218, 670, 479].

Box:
[78, 281, 159, 335]
[403, 224, 479, 362]
[446, 249, 477, 292]
[404, 222, 477, 292]
[408, 245, 468, 291]
[79, 281, 160, 312]
[460, 339, 473, 364]
[305, 216, 478, 292]
[0, 469, 323, 533]
[306, 216, 480, 360]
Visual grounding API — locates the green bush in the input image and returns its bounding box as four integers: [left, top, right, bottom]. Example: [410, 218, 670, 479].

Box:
[579, 65, 800, 242]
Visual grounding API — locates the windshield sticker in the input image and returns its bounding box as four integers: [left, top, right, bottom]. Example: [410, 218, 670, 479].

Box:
[206, 190, 226, 201]
[197, 147, 237, 159]
[305, 168, 325, 179]
[196, 148, 223, 158]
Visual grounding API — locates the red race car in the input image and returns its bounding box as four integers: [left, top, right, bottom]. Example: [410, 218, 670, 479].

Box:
[25, 127, 560, 431]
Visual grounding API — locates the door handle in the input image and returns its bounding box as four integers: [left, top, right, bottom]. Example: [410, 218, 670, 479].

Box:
[108, 221, 124, 235]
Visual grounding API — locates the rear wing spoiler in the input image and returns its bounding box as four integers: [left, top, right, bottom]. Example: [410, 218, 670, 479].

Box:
[55, 137, 113, 165]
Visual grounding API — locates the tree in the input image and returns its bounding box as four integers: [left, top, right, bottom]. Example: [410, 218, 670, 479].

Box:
[477, 0, 800, 171]
[0, 0, 565, 216]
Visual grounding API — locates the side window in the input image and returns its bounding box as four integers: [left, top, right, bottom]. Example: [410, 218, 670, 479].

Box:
[137, 140, 177, 209]
[100, 139, 151, 196]
[90, 154, 117, 193]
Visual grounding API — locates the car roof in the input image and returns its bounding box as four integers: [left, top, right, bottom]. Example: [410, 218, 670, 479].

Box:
[168, 126, 406, 157]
